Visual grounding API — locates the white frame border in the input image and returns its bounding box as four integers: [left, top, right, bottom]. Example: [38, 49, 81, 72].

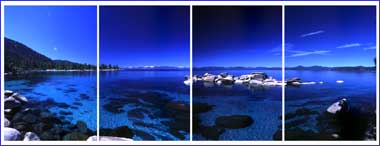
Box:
[1, 1, 379, 145]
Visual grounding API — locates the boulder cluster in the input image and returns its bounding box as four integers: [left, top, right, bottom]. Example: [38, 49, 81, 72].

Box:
[185, 72, 319, 86]
[4, 90, 136, 141]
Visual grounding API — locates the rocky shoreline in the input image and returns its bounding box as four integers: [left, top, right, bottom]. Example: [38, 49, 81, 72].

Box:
[102, 91, 190, 140]
[4, 90, 133, 141]
[283, 98, 376, 140]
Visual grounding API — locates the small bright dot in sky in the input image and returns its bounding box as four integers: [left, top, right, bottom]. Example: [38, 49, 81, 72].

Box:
[5, 6, 97, 65]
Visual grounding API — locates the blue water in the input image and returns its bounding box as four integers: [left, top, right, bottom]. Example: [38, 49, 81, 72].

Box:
[4, 72, 97, 130]
[193, 70, 282, 140]
[100, 70, 190, 140]
[285, 70, 376, 138]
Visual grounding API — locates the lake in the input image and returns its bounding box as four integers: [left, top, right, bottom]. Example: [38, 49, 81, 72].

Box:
[99, 70, 190, 140]
[5, 72, 97, 131]
[4, 69, 375, 141]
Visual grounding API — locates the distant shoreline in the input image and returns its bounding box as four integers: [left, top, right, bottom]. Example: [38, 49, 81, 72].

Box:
[5, 69, 97, 76]
[4, 66, 376, 76]
[193, 66, 376, 72]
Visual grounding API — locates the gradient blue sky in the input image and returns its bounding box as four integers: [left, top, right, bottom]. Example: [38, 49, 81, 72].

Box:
[193, 6, 282, 67]
[100, 6, 189, 67]
[286, 6, 376, 67]
[5, 6, 97, 65]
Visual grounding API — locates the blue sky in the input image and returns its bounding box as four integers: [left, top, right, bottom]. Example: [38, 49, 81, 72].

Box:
[193, 6, 282, 67]
[100, 6, 189, 67]
[285, 6, 376, 67]
[5, 6, 97, 65]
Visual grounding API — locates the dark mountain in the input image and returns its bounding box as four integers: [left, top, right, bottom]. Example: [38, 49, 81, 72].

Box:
[5, 37, 96, 73]
[286, 65, 375, 71]
[193, 66, 281, 71]
[122, 66, 188, 71]
[192, 66, 375, 72]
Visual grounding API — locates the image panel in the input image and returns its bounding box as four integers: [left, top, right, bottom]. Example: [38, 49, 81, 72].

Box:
[99, 6, 190, 141]
[192, 6, 283, 140]
[285, 6, 377, 140]
[4, 6, 97, 141]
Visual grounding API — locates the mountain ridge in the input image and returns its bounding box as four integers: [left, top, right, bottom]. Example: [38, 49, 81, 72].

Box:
[5, 37, 96, 73]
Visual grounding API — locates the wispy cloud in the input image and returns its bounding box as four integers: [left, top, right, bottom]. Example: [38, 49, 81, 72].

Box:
[363, 46, 376, 50]
[289, 50, 331, 57]
[270, 43, 293, 53]
[336, 43, 361, 49]
[274, 53, 281, 56]
[300, 30, 325, 38]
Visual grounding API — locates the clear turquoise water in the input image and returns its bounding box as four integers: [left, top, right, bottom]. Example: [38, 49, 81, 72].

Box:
[5, 72, 97, 130]
[285, 70, 376, 136]
[99, 70, 190, 140]
[193, 70, 282, 140]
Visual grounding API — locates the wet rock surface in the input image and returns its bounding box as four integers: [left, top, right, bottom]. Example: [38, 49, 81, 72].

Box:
[4, 127, 22, 141]
[193, 102, 254, 140]
[4, 91, 95, 141]
[100, 126, 134, 138]
[23, 132, 40, 141]
[5, 118, 11, 127]
[285, 99, 376, 140]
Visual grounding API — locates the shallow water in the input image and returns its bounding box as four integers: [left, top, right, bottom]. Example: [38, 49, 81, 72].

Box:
[5, 72, 97, 131]
[99, 70, 190, 140]
[285, 70, 376, 140]
[192, 70, 282, 140]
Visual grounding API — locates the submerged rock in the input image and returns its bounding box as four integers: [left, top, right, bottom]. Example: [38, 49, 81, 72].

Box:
[59, 110, 73, 116]
[23, 132, 40, 141]
[76, 120, 88, 133]
[87, 136, 133, 141]
[113, 126, 134, 138]
[199, 126, 225, 140]
[273, 129, 282, 140]
[285, 127, 335, 140]
[5, 96, 22, 109]
[22, 113, 38, 123]
[103, 101, 126, 114]
[215, 115, 254, 129]
[79, 94, 90, 100]
[63, 132, 88, 140]
[193, 102, 213, 114]
[100, 126, 134, 139]
[285, 108, 319, 120]
[4, 127, 22, 141]
[164, 102, 189, 112]
[134, 129, 156, 140]
[39, 131, 60, 140]
[73, 101, 83, 106]
[127, 109, 146, 119]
